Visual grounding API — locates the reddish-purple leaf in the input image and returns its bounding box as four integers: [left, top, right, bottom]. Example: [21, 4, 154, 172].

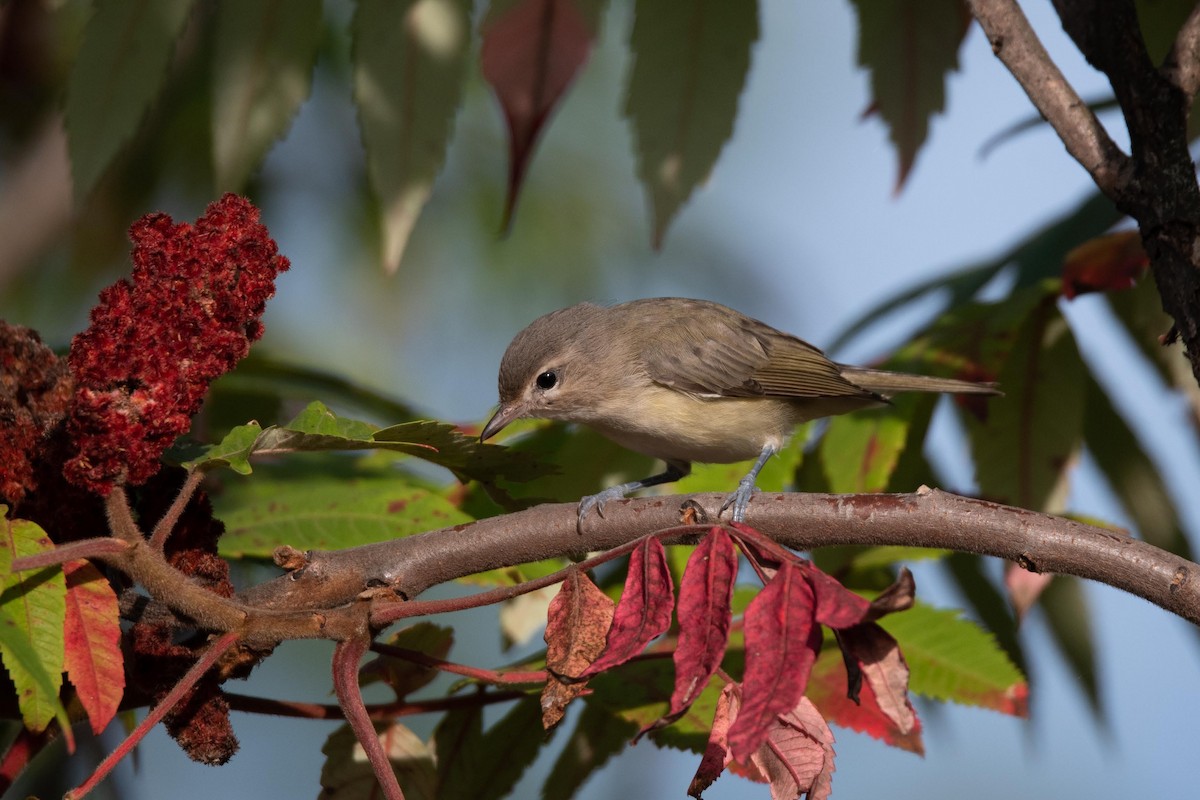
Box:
[688, 681, 741, 799]
[838, 623, 918, 736]
[727, 563, 820, 761]
[806, 647, 924, 754]
[749, 697, 836, 800]
[63, 560, 124, 736]
[581, 537, 674, 677]
[866, 567, 916, 620]
[803, 563, 871, 629]
[480, 0, 599, 231]
[541, 569, 615, 728]
[669, 528, 738, 716]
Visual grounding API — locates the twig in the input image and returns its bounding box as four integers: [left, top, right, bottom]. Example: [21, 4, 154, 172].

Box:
[332, 637, 405, 800]
[149, 469, 205, 550]
[966, 0, 1130, 194]
[1163, 4, 1200, 98]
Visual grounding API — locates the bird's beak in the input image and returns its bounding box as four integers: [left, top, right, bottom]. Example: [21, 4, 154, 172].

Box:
[480, 401, 525, 442]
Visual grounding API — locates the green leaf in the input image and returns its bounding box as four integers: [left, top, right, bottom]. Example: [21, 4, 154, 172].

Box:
[1104, 273, 1177, 386]
[1136, 0, 1198, 63]
[942, 552, 1027, 679]
[1083, 371, 1192, 557]
[967, 299, 1084, 512]
[624, 0, 758, 247]
[182, 401, 548, 484]
[320, 721, 438, 800]
[214, 463, 472, 558]
[211, 0, 323, 190]
[850, 0, 970, 188]
[542, 700, 637, 800]
[65, 0, 195, 198]
[878, 601, 1027, 715]
[820, 395, 933, 494]
[676, 423, 808, 495]
[435, 697, 546, 800]
[0, 516, 67, 733]
[585, 659, 717, 754]
[353, 0, 473, 272]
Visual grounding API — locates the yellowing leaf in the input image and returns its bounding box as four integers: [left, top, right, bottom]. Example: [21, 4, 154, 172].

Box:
[353, 0, 474, 272]
[0, 516, 66, 733]
[63, 560, 124, 736]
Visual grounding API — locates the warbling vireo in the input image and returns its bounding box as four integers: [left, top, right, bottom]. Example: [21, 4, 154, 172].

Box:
[480, 297, 999, 522]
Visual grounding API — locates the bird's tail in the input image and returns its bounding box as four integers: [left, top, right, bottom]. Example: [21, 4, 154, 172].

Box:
[839, 366, 1001, 397]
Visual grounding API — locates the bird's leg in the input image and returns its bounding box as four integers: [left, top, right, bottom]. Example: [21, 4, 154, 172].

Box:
[578, 461, 691, 522]
[721, 443, 778, 522]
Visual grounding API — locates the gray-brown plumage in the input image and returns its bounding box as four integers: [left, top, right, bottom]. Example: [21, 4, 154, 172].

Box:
[482, 298, 999, 521]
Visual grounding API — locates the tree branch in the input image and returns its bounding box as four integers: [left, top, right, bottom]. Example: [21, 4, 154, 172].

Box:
[237, 489, 1200, 628]
[966, 0, 1130, 193]
[1163, 4, 1200, 98]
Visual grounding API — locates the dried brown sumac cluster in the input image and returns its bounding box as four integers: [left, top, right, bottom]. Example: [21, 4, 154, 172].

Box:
[541, 524, 919, 800]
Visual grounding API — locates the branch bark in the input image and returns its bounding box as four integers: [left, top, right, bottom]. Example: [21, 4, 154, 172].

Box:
[968, 0, 1200, 386]
[234, 489, 1200, 628]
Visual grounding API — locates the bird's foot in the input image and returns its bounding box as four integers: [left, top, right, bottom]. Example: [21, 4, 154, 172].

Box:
[578, 485, 633, 524]
[720, 477, 759, 523]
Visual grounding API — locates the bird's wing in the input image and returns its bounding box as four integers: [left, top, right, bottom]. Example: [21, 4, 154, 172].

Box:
[632, 299, 874, 400]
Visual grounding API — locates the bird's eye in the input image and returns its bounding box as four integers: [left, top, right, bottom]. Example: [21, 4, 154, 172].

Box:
[536, 371, 558, 390]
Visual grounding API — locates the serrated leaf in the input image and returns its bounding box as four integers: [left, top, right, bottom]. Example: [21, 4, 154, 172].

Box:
[728, 563, 820, 761]
[581, 538, 674, 677]
[806, 645, 923, 754]
[0, 517, 67, 733]
[1104, 272, 1178, 386]
[435, 697, 546, 800]
[968, 299, 1083, 512]
[481, 0, 606, 231]
[748, 696, 836, 800]
[183, 400, 548, 483]
[587, 659, 718, 754]
[214, 466, 472, 558]
[353, 0, 473, 272]
[63, 560, 123, 736]
[624, 0, 758, 247]
[542, 700, 637, 800]
[820, 396, 927, 494]
[851, 0, 970, 189]
[320, 721, 438, 800]
[668, 529, 737, 718]
[65, 0, 195, 198]
[878, 601, 1027, 715]
[211, 0, 322, 190]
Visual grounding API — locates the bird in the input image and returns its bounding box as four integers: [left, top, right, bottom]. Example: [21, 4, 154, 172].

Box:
[480, 297, 999, 522]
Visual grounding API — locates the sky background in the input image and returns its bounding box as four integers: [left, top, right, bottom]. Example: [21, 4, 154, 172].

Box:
[14, 1, 1200, 798]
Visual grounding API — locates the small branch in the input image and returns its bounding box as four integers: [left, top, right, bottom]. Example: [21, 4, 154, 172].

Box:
[149, 469, 205, 550]
[1163, 4, 1200, 98]
[966, 0, 1130, 194]
[67, 631, 241, 800]
[371, 642, 546, 686]
[224, 688, 529, 720]
[332, 637, 405, 800]
[11, 537, 128, 571]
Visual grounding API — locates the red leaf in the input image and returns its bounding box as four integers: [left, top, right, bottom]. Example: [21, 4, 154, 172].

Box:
[803, 563, 871, 629]
[63, 560, 124, 736]
[688, 681, 740, 798]
[807, 648, 924, 754]
[1004, 562, 1052, 623]
[1061, 230, 1148, 299]
[749, 697, 836, 800]
[727, 563, 820, 761]
[581, 537, 674, 677]
[541, 568, 615, 728]
[480, 0, 597, 231]
[837, 624, 919, 738]
[669, 528, 738, 716]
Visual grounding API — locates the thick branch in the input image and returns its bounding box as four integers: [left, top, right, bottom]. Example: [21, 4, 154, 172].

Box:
[967, 0, 1130, 193]
[237, 489, 1200, 627]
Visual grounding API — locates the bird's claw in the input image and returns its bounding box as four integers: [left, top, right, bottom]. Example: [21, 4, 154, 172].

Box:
[720, 478, 759, 523]
[578, 486, 630, 526]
